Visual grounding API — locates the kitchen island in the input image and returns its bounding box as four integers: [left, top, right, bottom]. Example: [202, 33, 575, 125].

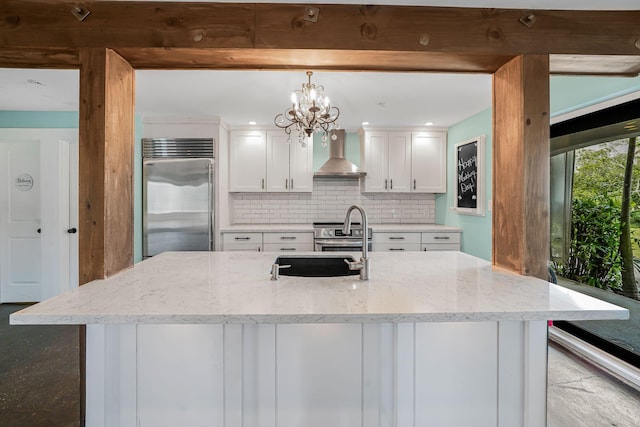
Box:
[11, 251, 628, 427]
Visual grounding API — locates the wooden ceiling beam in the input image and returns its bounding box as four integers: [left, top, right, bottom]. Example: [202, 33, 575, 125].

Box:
[2, 2, 640, 56]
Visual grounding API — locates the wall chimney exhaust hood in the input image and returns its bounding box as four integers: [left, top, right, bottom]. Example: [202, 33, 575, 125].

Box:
[314, 130, 366, 178]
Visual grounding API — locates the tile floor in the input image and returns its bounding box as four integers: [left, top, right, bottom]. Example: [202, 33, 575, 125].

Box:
[1, 303, 639, 426]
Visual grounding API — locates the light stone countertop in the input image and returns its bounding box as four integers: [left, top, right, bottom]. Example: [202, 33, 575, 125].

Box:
[220, 224, 460, 233]
[11, 251, 628, 325]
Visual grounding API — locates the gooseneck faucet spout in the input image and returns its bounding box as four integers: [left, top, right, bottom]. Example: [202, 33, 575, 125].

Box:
[342, 205, 370, 280]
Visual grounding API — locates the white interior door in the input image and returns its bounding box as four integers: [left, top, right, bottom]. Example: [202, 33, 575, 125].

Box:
[0, 141, 42, 302]
[0, 129, 79, 303]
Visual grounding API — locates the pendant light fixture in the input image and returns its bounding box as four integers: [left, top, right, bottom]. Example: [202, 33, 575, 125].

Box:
[274, 71, 340, 147]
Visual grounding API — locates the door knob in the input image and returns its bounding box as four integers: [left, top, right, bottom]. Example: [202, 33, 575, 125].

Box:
[67, 227, 77, 234]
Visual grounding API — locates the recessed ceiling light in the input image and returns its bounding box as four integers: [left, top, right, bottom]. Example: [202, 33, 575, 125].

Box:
[424, 121, 435, 126]
[362, 121, 370, 126]
[248, 121, 257, 126]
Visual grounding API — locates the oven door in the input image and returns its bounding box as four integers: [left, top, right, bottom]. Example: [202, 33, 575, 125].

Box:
[314, 239, 372, 252]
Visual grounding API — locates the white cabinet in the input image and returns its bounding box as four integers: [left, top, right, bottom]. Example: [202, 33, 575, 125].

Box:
[266, 131, 313, 193]
[229, 131, 267, 192]
[411, 131, 447, 193]
[263, 232, 313, 252]
[360, 128, 446, 193]
[421, 231, 461, 251]
[222, 232, 263, 251]
[230, 130, 312, 193]
[361, 130, 411, 193]
[373, 232, 421, 251]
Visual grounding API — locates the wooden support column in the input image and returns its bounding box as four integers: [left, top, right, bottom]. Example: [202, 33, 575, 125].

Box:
[492, 55, 550, 280]
[78, 48, 134, 285]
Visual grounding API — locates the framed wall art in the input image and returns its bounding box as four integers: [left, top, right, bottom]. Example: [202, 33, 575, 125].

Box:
[454, 135, 485, 216]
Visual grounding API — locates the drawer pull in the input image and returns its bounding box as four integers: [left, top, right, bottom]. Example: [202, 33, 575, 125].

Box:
[389, 236, 405, 240]
[280, 236, 297, 240]
[234, 237, 251, 241]
[389, 248, 405, 251]
[280, 248, 297, 251]
[434, 236, 450, 240]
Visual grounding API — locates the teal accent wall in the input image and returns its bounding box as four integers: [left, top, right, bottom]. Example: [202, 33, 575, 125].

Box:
[436, 109, 493, 261]
[437, 74, 640, 262]
[0, 110, 144, 264]
[313, 132, 360, 171]
[0, 111, 78, 128]
[550, 75, 640, 116]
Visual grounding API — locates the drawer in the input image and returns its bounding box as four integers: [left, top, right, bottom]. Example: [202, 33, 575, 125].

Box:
[374, 243, 421, 252]
[263, 232, 313, 244]
[222, 232, 263, 245]
[422, 243, 460, 251]
[421, 232, 461, 244]
[263, 242, 313, 252]
[373, 232, 421, 244]
[223, 243, 263, 252]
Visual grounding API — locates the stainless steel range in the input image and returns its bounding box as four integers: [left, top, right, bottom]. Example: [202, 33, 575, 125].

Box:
[313, 222, 372, 252]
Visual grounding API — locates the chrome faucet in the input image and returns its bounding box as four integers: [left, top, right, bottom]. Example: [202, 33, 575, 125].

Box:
[342, 205, 370, 280]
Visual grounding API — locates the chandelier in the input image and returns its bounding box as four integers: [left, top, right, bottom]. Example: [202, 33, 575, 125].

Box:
[274, 71, 340, 147]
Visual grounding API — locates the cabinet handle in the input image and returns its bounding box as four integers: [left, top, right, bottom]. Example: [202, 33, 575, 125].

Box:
[258, 247, 261, 252]
[423, 247, 428, 251]
[413, 179, 417, 190]
[280, 236, 297, 240]
[261, 178, 265, 190]
[384, 179, 388, 190]
[390, 179, 393, 190]
[285, 178, 288, 189]
[234, 237, 251, 241]
[291, 178, 294, 189]
[389, 248, 405, 251]
[434, 236, 450, 240]
[389, 236, 405, 240]
[280, 248, 297, 251]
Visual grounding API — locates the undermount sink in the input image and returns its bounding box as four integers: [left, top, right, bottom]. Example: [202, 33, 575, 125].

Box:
[273, 255, 360, 277]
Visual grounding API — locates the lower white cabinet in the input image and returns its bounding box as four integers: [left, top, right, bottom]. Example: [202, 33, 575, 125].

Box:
[373, 232, 421, 251]
[222, 232, 263, 251]
[421, 232, 461, 251]
[263, 232, 313, 252]
[372, 230, 460, 251]
[222, 231, 314, 252]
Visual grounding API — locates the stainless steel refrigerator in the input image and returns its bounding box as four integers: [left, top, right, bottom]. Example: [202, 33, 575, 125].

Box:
[142, 138, 215, 257]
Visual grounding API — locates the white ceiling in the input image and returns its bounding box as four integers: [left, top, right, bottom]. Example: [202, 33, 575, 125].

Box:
[1, 0, 638, 131]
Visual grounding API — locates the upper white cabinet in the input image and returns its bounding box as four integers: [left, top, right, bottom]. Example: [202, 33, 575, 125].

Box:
[361, 130, 411, 192]
[230, 130, 312, 192]
[266, 131, 313, 193]
[229, 130, 267, 192]
[360, 128, 447, 193]
[411, 131, 447, 193]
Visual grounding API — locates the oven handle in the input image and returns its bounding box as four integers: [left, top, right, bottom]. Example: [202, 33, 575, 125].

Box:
[314, 239, 369, 246]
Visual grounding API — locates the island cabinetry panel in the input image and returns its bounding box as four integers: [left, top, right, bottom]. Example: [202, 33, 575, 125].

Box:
[421, 231, 461, 251]
[229, 130, 267, 192]
[263, 231, 313, 252]
[411, 131, 447, 193]
[361, 130, 411, 193]
[372, 231, 421, 251]
[222, 232, 263, 251]
[86, 321, 548, 427]
[230, 130, 313, 193]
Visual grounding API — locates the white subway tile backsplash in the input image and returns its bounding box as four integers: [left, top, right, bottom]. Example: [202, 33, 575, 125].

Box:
[231, 178, 436, 224]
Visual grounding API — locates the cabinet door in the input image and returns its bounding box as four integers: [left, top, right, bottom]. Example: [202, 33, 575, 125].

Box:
[411, 131, 447, 193]
[230, 131, 266, 192]
[266, 132, 291, 192]
[387, 131, 412, 192]
[362, 131, 389, 192]
[288, 136, 313, 192]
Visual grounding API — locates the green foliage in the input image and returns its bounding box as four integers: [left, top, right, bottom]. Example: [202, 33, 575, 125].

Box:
[555, 196, 622, 291]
